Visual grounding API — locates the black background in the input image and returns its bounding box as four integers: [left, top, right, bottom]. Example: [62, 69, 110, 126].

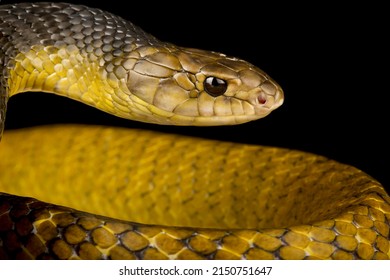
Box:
[2, 0, 389, 192]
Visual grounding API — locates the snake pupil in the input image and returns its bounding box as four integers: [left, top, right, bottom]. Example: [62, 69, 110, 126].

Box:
[204, 77, 227, 97]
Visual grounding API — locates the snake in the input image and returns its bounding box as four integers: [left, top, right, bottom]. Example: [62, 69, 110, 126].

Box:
[0, 2, 389, 260]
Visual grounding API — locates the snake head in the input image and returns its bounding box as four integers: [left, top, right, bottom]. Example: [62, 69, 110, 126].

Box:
[126, 46, 284, 126]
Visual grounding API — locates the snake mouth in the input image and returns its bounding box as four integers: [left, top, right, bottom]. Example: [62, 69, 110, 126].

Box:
[161, 87, 284, 126]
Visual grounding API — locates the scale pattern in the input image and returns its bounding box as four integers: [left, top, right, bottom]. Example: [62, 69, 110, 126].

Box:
[0, 3, 389, 259]
[0, 126, 389, 259]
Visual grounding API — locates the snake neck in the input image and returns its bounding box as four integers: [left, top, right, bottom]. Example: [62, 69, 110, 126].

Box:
[0, 2, 171, 134]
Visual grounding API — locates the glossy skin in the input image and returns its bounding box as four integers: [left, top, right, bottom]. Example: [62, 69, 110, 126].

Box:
[0, 2, 283, 131]
[0, 3, 389, 260]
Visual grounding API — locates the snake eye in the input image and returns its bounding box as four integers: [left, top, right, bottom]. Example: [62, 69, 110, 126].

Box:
[204, 77, 227, 97]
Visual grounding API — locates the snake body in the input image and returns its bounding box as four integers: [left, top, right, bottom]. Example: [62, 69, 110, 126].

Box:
[0, 3, 389, 260]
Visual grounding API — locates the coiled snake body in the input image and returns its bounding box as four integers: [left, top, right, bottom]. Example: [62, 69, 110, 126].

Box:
[0, 3, 389, 260]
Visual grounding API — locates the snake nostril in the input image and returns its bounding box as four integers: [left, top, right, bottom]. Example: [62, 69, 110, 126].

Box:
[257, 92, 267, 105]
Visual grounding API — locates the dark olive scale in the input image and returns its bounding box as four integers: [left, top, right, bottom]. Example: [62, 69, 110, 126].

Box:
[0, 2, 162, 135]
